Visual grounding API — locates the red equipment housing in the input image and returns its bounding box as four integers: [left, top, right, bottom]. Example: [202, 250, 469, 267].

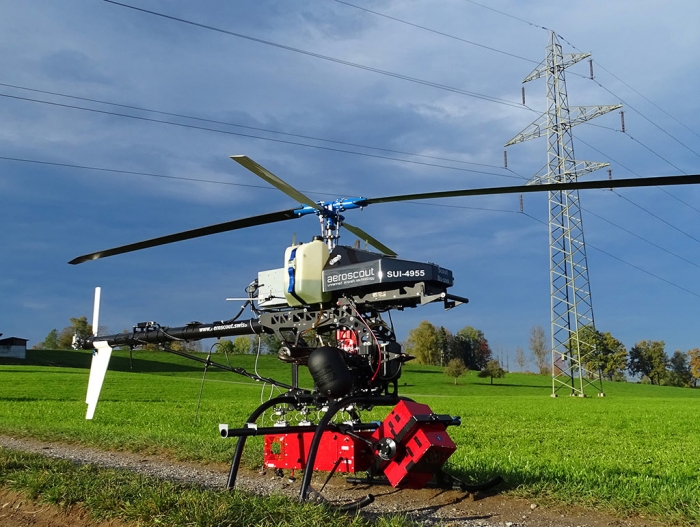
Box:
[262, 400, 457, 488]
[372, 400, 457, 488]
[264, 430, 375, 473]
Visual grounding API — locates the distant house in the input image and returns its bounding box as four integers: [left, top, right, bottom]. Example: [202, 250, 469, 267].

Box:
[0, 337, 28, 359]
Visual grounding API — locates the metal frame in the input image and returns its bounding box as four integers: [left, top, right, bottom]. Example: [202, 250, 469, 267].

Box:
[506, 32, 618, 397]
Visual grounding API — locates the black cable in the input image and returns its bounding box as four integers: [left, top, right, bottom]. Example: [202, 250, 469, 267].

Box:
[13, 3, 697, 290]
[399, 200, 517, 213]
[13, 89, 682, 275]
[335, 0, 699, 169]
[0, 92, 519, 179]
[220, 301, 251, 325]
[0, 81, 510, 172]
[584, 207, 700, 271]
[0, 155, 270, 190]
[460, 1, 700, 161]
[464, 0, 550, 31]
[612, 191, 700, 246]
[0, 155, 515, 214]
[102, 0, 528, 110]
[588, 244, 700, 300]
[592, 81, 700, 160]
[623, 133, 687, 174]
[594, 63, 700, 140]
[521, 212, 700, 299]
[652, 186, 700, 215]
[553, 33, 700, 143]
[573, 131, 700, 254]
[516, 140, 700, 279]
[580, 119, 689, 175]
[577, 137, 700, 215]
[323, 1, 700, 300]
[333, 0, 539, 64]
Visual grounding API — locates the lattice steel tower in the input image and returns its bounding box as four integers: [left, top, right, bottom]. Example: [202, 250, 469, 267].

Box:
[505, 32, 620, 397]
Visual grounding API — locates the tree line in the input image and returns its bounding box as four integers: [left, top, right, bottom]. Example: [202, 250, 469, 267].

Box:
[404, 321, 492, 369]
[404, 321, 505, 385]
[33, 317, 280, 356]
[33, 317, 700, 388]
[404, 320, 700, 388]
[526, 324, 699, 388]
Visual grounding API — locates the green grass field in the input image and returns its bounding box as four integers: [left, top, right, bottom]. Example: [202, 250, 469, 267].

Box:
[0, 449, 405, 527]
[1, 349, 699, 525]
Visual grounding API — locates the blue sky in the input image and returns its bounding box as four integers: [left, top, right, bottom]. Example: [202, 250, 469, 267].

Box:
[1, 1, 699, 368]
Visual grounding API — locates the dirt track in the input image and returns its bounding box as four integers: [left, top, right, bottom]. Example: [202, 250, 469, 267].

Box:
[0, 435, 663, 527]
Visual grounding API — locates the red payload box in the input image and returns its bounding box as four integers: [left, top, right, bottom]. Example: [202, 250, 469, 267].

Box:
[264, 430, 374, 473]
[373, 400, 456, 489]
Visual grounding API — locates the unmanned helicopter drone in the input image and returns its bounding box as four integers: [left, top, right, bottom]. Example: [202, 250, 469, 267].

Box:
[72, 155, 700, 508]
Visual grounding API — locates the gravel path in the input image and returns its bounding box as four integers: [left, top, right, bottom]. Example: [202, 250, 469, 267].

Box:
[0, 435, 659, 527]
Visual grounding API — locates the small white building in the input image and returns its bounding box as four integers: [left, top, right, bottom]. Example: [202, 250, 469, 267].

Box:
[0, 337, 28, 359]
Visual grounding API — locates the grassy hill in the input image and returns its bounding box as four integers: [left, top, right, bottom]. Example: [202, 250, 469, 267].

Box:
[2, 349, 699, 524]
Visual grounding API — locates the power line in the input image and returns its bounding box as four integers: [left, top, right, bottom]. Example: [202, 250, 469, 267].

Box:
[101, 3, 696, 185]
[653, 186, 700, 215]
[6, 154, 698, 298]
[408, 200, 516, 213]
[594, 62, 700, 140]
[588, 243, 700, 299]
[18, 153, 689, 276]
[592, 80, 700, 160]
[350, 2, 700, 214]
[463, 0, 550, 31]
[623, 133, 688, 174]
[580, 119, 689, 174]
[577, 136, 700, 215]
[333, 1, 699, 183]
[0, 81, 510, 173]
[334, 0, 699, 170]
[103, 0, 528, 110]
[578, 136, 700, 244]
[0, 155, 269, 189]
[569, 135, 700, 276]
[460, 1, 700, 161]
[522, 212, 700, 299]
[337, 0, 700, 163]
[519, 140, 700, 272]
[612, 190, 700, 246]
[553, 33, 700, 143]
[333, 0, 539, 64]
[0, 155, 514, 214]
[454, 4, 700, 300]
[553, 45, 700, 162]
[584, 207, 700, 271]
[15, 4, 698, 271]
[108, 1, 698, 181]
[0, 91, 521, 179]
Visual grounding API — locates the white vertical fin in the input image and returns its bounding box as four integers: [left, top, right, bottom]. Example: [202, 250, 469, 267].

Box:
[92, 286, 101, 336]
[86, 287, 110, 420]
[86, 340, 113, 419]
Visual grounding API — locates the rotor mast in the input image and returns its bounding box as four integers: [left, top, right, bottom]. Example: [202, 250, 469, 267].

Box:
[318, 201, 345, 251]
[506, 32, 619, 397]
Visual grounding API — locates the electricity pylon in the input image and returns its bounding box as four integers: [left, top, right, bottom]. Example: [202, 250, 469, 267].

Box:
[505, 31, 620, 397]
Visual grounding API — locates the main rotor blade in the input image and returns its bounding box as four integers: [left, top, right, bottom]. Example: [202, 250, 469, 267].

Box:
[342, 222, 397, 257]
[362, 174, 700, 205]
[69, 209, 300, 265]
[231, 156, 397, 255]
[231, 155, 321, 210]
